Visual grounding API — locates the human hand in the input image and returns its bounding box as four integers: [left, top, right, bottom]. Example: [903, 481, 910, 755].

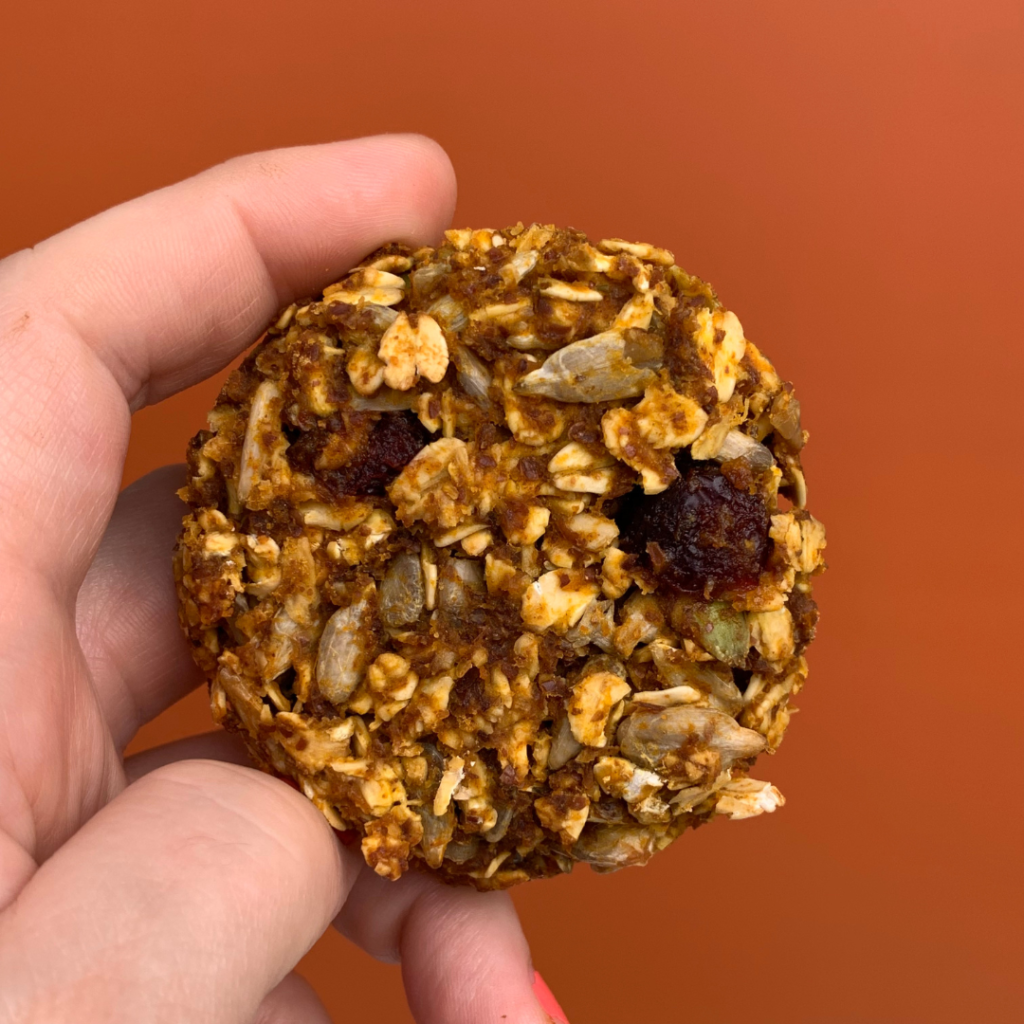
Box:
[0, 135, 564, 1024]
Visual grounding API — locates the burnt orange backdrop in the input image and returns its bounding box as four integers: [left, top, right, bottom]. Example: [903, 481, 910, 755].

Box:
[2, 1, 1022, 1022]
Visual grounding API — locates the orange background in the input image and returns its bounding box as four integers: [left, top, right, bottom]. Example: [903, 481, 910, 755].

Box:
[2, 2, 1022, 1021]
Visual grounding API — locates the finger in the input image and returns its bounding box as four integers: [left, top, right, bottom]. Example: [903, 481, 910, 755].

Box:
[252, 972, 333, 1024]
[0, 760, 352, 1024]
[124, 744, 336, 1024]
[123, 730, 250, 783]
[8, 133, 457, 409]
[335, 865, 551, 1024]
[0, 134, 456, 589]
[76, 464, 205, 749]
[124, 734, 557, 1023]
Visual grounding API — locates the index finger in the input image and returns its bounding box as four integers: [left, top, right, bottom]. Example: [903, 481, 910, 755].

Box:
[0, 134, 455, 584]
[5, 133, 456, 409]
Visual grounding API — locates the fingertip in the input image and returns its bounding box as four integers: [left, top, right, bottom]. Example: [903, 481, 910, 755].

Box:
[141, 754, 289, 802]
[330, 132, 457, 246]
[378, 132, 457, 216]
[212, 133, 457, 312]
[400, 881, 543, 1024]
[138, 757, 339, 858]
[131, 756, 352, 919]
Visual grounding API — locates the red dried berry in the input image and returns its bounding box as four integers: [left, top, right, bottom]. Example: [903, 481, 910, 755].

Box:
[618, 462, 769, 595]
[321, 413, 428, 497]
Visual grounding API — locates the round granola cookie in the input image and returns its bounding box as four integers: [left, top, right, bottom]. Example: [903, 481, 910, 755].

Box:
[174, 224, 826, 889]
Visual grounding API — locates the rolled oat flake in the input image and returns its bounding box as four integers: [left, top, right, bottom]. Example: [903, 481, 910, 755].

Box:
[174, 224, 826, 889]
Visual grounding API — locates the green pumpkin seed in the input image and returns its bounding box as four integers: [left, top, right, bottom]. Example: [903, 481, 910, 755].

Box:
[691, 601, 750, 666]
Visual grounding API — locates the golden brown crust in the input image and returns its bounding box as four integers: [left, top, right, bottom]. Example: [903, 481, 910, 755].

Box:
[174, 224, 826, 889]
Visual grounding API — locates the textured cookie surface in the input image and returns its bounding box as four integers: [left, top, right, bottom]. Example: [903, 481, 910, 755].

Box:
[174, 224, 826, 889]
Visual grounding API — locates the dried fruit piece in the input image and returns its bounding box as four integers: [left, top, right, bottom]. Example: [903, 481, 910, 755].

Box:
[315, 413, 428, 498]
[618, 462, 770, 595]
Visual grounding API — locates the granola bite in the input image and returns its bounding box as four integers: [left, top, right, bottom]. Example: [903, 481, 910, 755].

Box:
[174, 224, 826, 889]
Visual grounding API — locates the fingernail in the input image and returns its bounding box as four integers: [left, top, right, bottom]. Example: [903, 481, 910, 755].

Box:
[532, 970, 569, 1024]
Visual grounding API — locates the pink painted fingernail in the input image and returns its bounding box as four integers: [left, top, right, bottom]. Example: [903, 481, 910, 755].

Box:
[532, 970, 569, 1024]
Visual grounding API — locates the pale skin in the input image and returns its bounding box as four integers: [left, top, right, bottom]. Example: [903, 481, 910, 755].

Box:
[0, 135, 558, 1024]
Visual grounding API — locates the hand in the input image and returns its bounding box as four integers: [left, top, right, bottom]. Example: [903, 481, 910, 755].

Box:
[0, 136, 563, 1024]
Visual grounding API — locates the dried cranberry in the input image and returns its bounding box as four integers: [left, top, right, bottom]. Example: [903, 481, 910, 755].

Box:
[618, 462, 769, 594]
[321, 413, 427, 496]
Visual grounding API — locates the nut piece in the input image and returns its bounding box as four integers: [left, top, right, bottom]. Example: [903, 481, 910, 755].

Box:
[572, 824, 658, 871]
[379, 552, 425, 629]
[617, 706, 766, 782]
[691, 602, 751, 666]
[378, 312, 449, 391]
[237, 381, 290, 505]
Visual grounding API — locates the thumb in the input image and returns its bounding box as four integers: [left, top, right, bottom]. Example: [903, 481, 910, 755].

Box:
[0, 760, 352, 1024]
